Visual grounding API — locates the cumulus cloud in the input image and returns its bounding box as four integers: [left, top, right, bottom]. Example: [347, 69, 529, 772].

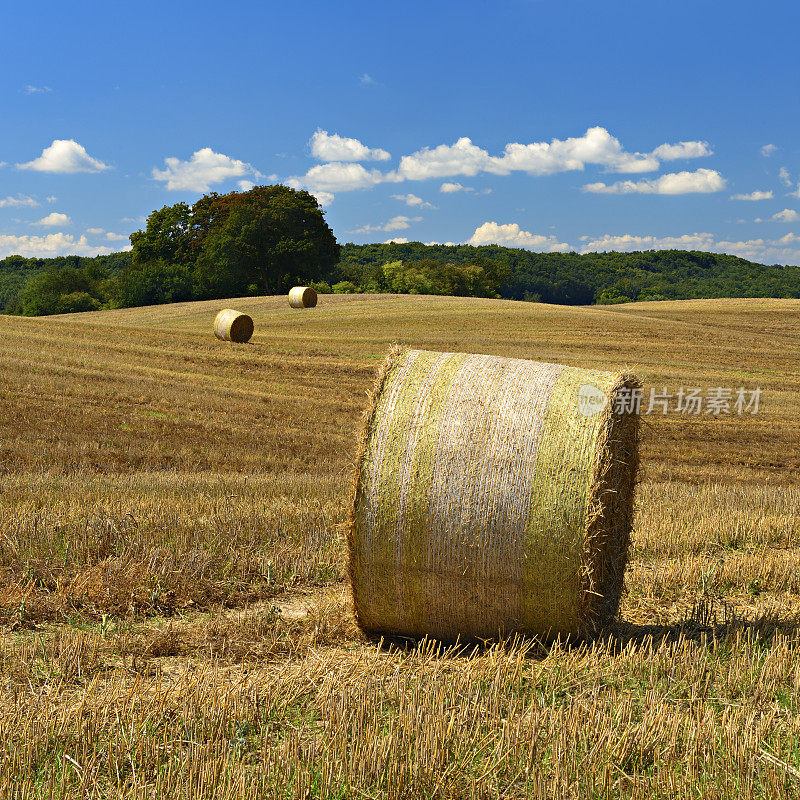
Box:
[34, 212, 70, 227]
[399, 127, 668, 183]
[46, 195, 57, 203]
[237, 180, 255, 191]
[287, 161, 397, 198]
[468, 222, 570, 252]
[310, 130, 390, 162]
[652, 141, 713, 160]
[353, 215, 422, 233]
[772, 208, 799, 222]
[497, 127, 661, 175]
[580, 233, 717, 252]
[398, 137, 507, 180]
[86, 227, 104, 235]
[0, 233, 115, 259]
[583, 168, 726, 195]
[392, 193, 433, 207]
[779, 167, 792, 186]
[384, 237, 408, 244]
[152, 148, 261, 192]
[105, 232, 128, 241]
[18, 139, 109, 173]
[578, 230, 800, 265]
[289, 126, 715, 200]
[761, 144, 778, 157]
[309, 190, 334, 206]
[0, 195, 38, 208]
[730, 190, 773, 201]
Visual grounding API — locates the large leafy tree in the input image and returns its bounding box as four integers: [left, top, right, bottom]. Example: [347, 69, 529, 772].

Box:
[129, 185, 339, 297]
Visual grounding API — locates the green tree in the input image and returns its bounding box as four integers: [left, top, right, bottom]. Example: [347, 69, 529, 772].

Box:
[130, 185, 340, 298]
[129, 202, 193, 265]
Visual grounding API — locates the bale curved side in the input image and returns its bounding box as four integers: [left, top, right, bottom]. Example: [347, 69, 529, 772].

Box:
[579, 373, 640, 634]
[288, 286, 318, 309]
[213, 309, 254, 343]
[348, 347, 640, 642]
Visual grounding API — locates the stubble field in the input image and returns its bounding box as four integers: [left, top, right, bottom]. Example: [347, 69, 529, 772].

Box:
[1, 294, 799, 798]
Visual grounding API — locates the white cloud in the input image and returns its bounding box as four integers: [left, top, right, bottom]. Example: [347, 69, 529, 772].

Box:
[360, 73, 377, 85]
[581, 233, 717, 252]
[23, 84, 52, 95]
[730, 190, 773, 201]
[310, 130, 390, 162]
[772, 208, 799, 222]
[578, 231, 800, 265]
[392, 193, 433, 207]
[34, 212, 70, 227]
[499, 127, 661, 175]
[779, 167, 792, 186]
[761, 144, 778, 157]
[46, 195, 57, 203]
[105, 232, 128, 241]
[0, 195, 38, 208]
[353, 215, 422, 233]
[398, 137, 507, 180]
[152, 147, 261, 192]
[583, 168, 726, 195]
[383, 237, 408, 244]
[652, 141, 713, 160]
[468, 222, 570, 252]
[86, 227, 104, 235]
[0, 233, 114, 259]
[237, 180, 255, 191]
[18, 139, 109, 173]
[440, 182, 468, 193]
[397, 128, 716, 183]
[309, 190, 334, 206]
[287, 161, 394, 195]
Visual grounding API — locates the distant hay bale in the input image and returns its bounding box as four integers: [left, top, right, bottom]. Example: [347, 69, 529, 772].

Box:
[348, 347, 640, 642]
[288, 286, 318, 309]
[213, 309, 254, 343]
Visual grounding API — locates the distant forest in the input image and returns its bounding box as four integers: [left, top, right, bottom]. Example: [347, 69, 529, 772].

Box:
[2, 243, 799, 316]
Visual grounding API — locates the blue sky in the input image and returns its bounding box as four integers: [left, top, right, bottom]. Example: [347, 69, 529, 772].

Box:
[2, 0, 799, 264]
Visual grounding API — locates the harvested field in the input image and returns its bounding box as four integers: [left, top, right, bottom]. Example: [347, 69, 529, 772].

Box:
[0, 294, 799, 797]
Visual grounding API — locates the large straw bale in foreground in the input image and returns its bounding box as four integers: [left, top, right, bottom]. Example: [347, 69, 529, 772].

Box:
[213, 309, 254, 343]
[348, 347, 640, 641]
[288, 286, 318, 309]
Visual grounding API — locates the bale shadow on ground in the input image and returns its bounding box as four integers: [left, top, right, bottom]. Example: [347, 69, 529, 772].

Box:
[364, 597, 800, 659]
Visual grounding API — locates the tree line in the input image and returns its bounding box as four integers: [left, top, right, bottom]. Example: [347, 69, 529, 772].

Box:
[1, 185, 799, 316]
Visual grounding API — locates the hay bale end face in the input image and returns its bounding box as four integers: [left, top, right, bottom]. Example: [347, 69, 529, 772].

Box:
[213, 309, 254, 343]
[288, 286, 318, 309]
[348, 347, 640, 642]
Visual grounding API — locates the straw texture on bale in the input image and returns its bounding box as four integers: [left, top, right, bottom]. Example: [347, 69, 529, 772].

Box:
[348, 347, 640, 642]
[213, 309, 254, 343]
[288, 286, 318, 309]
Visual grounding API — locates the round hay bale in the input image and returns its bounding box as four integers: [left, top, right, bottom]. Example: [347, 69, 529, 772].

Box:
[348, 347, 640, 642]
[213, 309, 254, 343]
[288, 286, 318, 309]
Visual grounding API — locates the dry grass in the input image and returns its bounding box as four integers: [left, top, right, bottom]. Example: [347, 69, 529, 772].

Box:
[0, 294, 799, 797]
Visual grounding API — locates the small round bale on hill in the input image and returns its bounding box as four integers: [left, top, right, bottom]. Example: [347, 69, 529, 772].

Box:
[348, 346, 641, 642]
[213, 309, 254, 343]
[288, 286, 318, 309]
